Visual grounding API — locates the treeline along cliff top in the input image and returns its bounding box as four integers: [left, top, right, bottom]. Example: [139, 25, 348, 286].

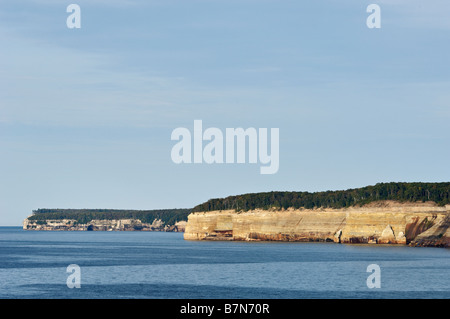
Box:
[28, 208, 192, 225]
[192, 182, 450, 212]
[27, 183, 450, 222]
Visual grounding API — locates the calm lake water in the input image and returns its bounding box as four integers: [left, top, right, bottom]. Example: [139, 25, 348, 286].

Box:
[0, 227, 449, 299]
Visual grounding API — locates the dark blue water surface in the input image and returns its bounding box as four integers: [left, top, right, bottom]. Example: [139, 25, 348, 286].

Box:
[0, 227, 449, 299]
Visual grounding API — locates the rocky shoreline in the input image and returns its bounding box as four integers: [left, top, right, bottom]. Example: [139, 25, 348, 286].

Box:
[23, 218, 187, 232]
[184, 201, 450, 248]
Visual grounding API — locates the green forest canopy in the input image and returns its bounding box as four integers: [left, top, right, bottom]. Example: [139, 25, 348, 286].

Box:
[28, 183, 450, 222]
[192, 182, 450, 212]
[28, 208, 191, 225]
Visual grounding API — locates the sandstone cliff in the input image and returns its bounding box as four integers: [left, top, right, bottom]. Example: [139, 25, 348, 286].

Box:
[23, 218, 187, 232]
[184, 201, 450, 247]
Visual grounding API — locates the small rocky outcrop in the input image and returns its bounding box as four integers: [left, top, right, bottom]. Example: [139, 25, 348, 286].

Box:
[378, 225, 396, 244]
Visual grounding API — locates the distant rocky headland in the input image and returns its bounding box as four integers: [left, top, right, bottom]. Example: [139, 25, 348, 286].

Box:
[23, 209, 190, 232]
[23, 182, 450, 248]
[185, 182, 450, 248]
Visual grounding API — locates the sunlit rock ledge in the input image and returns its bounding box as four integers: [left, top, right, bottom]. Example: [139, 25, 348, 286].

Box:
[184, 201, 450, 248]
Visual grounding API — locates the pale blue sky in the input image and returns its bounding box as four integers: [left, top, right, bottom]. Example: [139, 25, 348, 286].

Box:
[1, 0, 450, 225]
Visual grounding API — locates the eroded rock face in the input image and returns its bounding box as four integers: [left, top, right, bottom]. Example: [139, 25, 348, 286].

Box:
[184, 201, 450, 247]
[397, 232, 407, 245]
[378, 225, 396, 244]
[334, 229, 342, 243]
[410, 215, 450, 247]
[23, 218, 186, 232]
